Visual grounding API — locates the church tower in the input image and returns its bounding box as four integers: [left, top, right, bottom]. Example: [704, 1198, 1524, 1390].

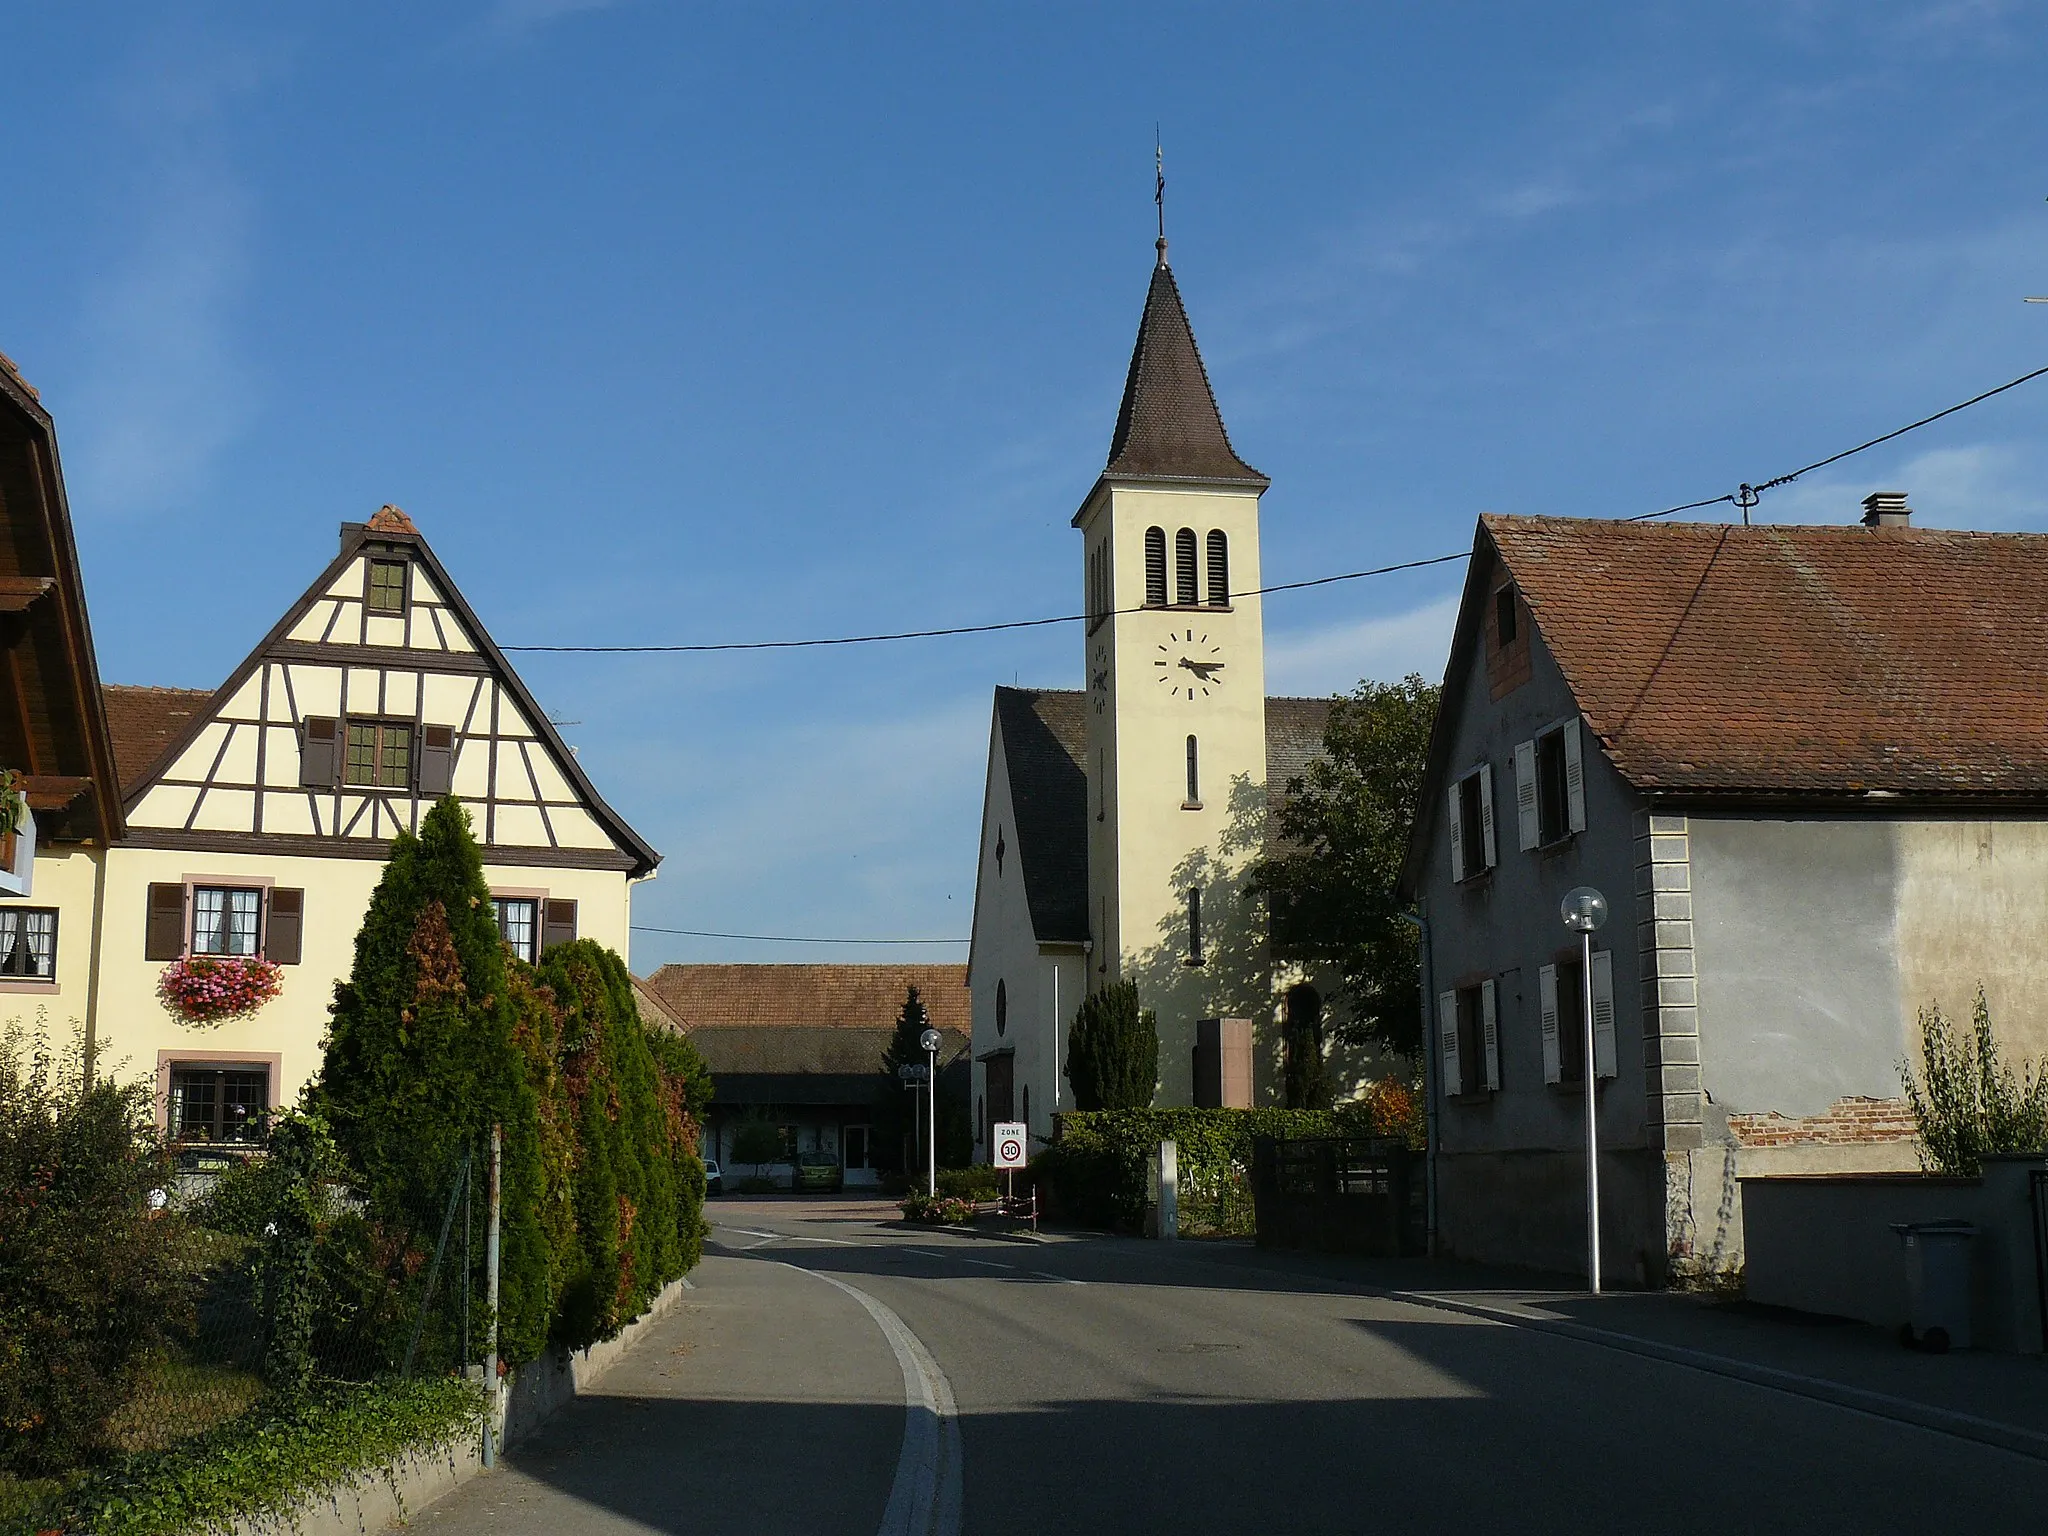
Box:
[1077, 237, 1270, 1104]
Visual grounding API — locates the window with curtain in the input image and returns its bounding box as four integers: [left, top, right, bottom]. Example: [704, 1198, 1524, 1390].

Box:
[493, 897, 538, 963]
[1206, 530, 1229, 606]
[192, 888, 261, 957]
[0, 908, 57, 978]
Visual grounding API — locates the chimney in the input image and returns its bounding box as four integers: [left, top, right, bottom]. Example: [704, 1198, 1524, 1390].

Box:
[1861, 491, 1912, 528]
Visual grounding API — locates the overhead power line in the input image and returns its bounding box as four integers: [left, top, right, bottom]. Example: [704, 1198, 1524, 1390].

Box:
[503, 362, 2048, 656]
[631, 923, 968, 945]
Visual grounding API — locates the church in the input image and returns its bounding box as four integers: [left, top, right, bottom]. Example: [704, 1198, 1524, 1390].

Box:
[966, 236, 1346, 1158]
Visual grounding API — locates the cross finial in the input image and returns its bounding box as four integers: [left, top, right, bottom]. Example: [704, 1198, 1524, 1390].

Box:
[1154, 127, 1167, 265]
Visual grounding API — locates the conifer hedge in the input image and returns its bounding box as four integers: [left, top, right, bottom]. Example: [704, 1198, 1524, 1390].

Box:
[315, 798, 709, 1364]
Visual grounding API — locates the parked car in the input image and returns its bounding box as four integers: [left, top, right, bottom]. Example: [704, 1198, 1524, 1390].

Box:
[703, 1158, 722, 1197]
[794, 1151, 843, 1193]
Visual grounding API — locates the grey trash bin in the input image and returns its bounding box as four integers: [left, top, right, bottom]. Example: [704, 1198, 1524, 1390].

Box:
[1891, 1220, 1977, 1351]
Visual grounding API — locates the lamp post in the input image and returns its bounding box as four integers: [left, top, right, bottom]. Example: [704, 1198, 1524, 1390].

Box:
[1560, 886, 1608, 1295]
[919, 1027, 942, 1198]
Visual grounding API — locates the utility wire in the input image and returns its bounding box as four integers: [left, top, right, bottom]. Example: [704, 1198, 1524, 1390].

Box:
[504, 362, 2048, 654]
[631, 923, 968, 944]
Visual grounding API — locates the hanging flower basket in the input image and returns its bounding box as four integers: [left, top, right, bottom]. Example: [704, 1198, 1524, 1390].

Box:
[158, 954, 284, 1026]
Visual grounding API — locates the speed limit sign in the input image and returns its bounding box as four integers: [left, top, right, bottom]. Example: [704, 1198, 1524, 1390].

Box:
[992, 1121, 1028, 1169]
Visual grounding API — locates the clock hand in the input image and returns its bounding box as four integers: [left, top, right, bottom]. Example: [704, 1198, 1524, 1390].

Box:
[1178, 658, 1225, 681]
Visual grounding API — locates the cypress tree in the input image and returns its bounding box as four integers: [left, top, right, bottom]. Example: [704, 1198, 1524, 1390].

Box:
[875, 986, 931, 1172]
[1066, 980, 1159, 1110]
[315, 797, 549, 1362]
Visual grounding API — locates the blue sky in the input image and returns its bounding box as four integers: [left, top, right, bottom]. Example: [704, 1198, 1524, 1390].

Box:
[5, 3, 2046, 970]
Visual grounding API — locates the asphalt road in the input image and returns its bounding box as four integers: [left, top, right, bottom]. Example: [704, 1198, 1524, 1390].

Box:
[414, 1198, 2048, 1536]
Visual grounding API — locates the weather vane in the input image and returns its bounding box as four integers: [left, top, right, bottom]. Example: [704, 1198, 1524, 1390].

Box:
[1155, 127, 1167, 260]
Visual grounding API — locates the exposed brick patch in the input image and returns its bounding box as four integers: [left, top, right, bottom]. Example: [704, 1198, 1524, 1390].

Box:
[1728, 1095, 1918, 1148]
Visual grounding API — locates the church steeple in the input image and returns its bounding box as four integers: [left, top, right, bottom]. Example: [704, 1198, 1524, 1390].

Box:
[1102, 256, 1267, 487]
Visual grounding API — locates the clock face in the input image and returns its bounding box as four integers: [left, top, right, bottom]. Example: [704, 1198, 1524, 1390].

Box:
[1156, 630, 1226, 700]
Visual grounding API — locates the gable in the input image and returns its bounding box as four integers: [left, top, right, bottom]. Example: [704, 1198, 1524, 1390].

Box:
[118, 518, 658, 874]
[992, 687, 1090, 944]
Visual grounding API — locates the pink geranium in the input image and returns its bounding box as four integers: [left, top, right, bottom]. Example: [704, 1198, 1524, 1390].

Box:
[158, 954, 284, 1025]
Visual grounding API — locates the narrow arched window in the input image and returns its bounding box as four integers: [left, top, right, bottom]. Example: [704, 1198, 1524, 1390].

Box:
[996, 978, 1007, 1036]
[1175, 528, 1198, 606]
[1144, 527, 1167, 607]
[1207, 530, 1229, 606]
[1185, 735, 1199, 805]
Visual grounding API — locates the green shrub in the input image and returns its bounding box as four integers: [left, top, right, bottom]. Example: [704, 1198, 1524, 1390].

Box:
[1901, 988, 2048, 1176]
[0, 1020, 192, 1475]
[1066, 981, 1158, 1110]
[729, 1117, 784, 1170]
[1038, 1096, 1417, 1233]
[935, 1165, 998, 1201]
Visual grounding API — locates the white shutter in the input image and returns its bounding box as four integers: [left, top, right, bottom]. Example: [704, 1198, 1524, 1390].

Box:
[1447, 783, 1466, 883]
[1480, 978, 1500, 1091]
[1478, 765, 1497, 870]
[1539, 965, 1561, 1084]
[1515, 740, 1540, 850]
[1564, 718, 1586, 834]
[1438, 990, 1462, 1097]
[1590, 950, 1617, 1079]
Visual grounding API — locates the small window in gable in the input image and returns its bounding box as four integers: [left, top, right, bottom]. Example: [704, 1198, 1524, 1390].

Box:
[345, 721, 413, 788]
[995, 978, 1007, 1036]
[367, 559, 408, 615]
[1493, 584, 1518, 647]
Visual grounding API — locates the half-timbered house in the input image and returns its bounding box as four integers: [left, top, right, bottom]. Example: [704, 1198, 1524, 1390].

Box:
[23, 504, 659, 1139]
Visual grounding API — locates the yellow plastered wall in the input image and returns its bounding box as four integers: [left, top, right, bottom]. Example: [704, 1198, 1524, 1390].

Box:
[1080, 481, 1270, 1104]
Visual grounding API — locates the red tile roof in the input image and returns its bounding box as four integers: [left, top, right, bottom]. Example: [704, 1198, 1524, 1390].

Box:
[1487, 514, 2048, 795]
[102, 685, 214, 797]
[641, 963, 970, 1032]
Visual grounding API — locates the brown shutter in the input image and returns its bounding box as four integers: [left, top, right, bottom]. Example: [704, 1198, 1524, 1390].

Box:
[266, 889, 304, 965]
[300, 716, 339, 788]
[417, 724, 455, 797]
[541, 899, 578, 953]
[145, 883, 186, 960]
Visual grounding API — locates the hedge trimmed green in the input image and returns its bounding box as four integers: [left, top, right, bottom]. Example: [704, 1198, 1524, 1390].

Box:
[1038, 1098, 1418, 1233]
[5, 1375, 483, 1536]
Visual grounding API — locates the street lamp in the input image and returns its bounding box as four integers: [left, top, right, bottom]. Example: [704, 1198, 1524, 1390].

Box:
[1560, 886, 1608, 1295]
[919, 1027, 942, 1198]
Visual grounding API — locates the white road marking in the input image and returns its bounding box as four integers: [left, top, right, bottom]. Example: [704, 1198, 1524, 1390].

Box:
[1031, 1270, 1085, 1286]
[779, 1263, 963, 1536]
[718, 1224, 858, 1247]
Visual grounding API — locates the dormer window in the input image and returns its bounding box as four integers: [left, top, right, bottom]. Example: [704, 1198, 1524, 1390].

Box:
[367, 559, 407, 615]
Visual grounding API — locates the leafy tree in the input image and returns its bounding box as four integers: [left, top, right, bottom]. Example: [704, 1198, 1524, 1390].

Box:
[730, 1116, 784, 1171]
[1247, 675, 1440, 1058]
[1066, 980, 1158, 1110]
[1281, 984, 1333, 1110]
[314, 797, 550, 1362]
[1901, 988, 2048, 1176]
[0, 1019, 189, 1474]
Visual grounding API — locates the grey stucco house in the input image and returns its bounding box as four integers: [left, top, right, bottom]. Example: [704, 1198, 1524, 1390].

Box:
[1401, 496, 2048, 1284]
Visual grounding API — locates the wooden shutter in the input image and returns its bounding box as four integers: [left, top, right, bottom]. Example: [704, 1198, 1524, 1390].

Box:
[1514, 740, 1540, 850]
[145, 883, 186, 960]
[1447, 783, 1466, 883]
[417, 724, 455, 797]
[1589, 949, 1616, 1079]
[541, 898, 578, 953]
[1478, 765, 1497, 869]
[1438, 990, 1462, 1097]
[1564, 718, 1586, 833]
[1144, 527, 1167, 606]
[266, 888, 304, 965]
[1480, 978, 1500, 1092]
[1538, 964, 1561, 1084]
[300, 716, 339, 788]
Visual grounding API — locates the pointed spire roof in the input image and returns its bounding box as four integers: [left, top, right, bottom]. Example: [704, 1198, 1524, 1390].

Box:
[1101, 248, 1266, 487]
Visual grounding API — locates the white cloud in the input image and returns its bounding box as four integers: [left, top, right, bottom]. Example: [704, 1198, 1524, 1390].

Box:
[1265, 592, 1461, 697]
[1752, 441, 2048, 531]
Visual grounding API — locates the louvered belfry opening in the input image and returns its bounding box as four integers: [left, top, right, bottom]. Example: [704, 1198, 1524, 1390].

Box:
[1144, 526, 1167, 606]
[1175, 528, 1198, 605]
[1206, 530, 1229, 606]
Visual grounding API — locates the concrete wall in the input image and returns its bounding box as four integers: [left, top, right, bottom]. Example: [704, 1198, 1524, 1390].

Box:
[1741, 1160, 2047, 1352]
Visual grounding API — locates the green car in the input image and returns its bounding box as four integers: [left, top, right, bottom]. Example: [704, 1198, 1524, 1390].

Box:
[794, 1151, 843, 1193]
